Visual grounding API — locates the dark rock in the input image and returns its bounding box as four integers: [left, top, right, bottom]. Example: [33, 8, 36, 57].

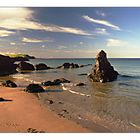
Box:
[47, 99, 54, 104]
[41, 81, 54, 86]
[58, 101, 64, 104]
[53, 78, 71, 84]
[41, 78, 70, 86]
[0, 54, 17, 76]
[11, 57, 29, 62]
[78, 73, 87, 76]
[25, 55, 35, 59]
[25, 84, 45, 93]
[88, 50, 119, 83]
[79, 64, 92, 67]
[2, 80, 17, 88]
[76, 83, 86, 86]
[0, 97, 5, 101]
[57, 63, 79, 69]
[35, 63, 52, 70]
[17, 61, 35, 71]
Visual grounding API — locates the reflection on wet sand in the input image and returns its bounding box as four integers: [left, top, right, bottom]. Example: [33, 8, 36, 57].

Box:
[90, 82, 140, 132]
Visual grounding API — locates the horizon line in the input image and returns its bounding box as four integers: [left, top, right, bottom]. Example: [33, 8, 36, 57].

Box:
[36, 57, 140, 59]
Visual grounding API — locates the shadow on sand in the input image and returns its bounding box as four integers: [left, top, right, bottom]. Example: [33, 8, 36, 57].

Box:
[0, 98, 13, 102]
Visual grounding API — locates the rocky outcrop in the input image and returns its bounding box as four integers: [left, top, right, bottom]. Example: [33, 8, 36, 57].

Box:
[41, 78, 70, 86]
[88, 50, 119, 83]
[25, 55, 35, 59]
[11, 57, 29, 62]
[25, 84, 45, 93]
[17, 61, 35, 71]
[57, 63, 79, 69]
[35, 63, 52, 70]
[0, 54, 17, 76]
[1, 80, 17, 88]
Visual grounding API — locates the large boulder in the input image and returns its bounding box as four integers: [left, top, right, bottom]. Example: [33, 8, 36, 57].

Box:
[25, 84, 45, 93]
[35, 63, 51, 70]
[17, 61, 35, 71]
[88, 50, 119, 83]
[0, 54, 17, 76]
[1, 80, 17, 88]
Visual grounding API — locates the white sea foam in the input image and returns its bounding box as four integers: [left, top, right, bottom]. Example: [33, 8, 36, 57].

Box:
[61, 83, 90, 97]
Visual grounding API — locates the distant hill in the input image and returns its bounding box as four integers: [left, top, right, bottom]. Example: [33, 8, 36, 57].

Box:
[4, 54, 35, 59]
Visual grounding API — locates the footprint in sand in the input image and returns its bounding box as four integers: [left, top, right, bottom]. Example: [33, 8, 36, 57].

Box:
[27, 128, 45, 133]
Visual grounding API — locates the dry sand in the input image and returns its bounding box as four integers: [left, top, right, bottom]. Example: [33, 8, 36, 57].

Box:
[0, 87, 89, 133]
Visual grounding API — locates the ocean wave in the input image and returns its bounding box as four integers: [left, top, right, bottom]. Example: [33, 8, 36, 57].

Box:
[120, 74, 140, 79]
[61, 83, 90, 97]
[13, 76, 40, 84]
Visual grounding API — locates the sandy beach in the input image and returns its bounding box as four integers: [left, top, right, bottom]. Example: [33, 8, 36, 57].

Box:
[0, 87, 90, 133]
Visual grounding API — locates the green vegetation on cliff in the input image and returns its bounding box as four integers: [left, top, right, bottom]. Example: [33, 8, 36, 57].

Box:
[4, 54, 35, 59]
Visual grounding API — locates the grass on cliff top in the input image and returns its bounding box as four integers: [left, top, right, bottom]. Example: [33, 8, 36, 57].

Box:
[4, 54, 29, 58]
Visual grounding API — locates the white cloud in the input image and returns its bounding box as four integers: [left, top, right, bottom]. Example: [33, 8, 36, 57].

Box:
[96, 11, 106, 17]
[10, 42, 16, 45]
[58, 45, 67, 49]
[79, 42, 84, 45]
[95, 28, 109, 35]
[0, 30, 15, 37]
[83, 15, 120, 30]
[106, 39, 128, 47]
[41, 45, 46, 48]
[0, 8, 90, 36]
[22, 37, 51, 43]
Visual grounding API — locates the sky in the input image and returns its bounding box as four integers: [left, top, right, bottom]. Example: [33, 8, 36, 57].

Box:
[0, 7, 140, 58]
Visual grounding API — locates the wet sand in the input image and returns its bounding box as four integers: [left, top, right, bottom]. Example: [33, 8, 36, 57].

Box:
[0, 87, 89, 132]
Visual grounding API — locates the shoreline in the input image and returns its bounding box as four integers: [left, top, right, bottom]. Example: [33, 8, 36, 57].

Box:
[0, 86, 89, 132]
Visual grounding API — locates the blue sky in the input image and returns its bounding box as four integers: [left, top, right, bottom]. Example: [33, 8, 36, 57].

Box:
[0, 7, 140, 58]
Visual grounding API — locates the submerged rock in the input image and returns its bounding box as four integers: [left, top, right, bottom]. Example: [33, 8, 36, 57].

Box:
[17, 61, 35, 71]
[53, 78, 71, 84]
[41, 78, 70, 86]
[76, 83, 86, 86]
[35, 63, 52, 70]
[2, 80, 17, 88]
[25, 84, 45, 93]
[88, 50, 119, 83]
[79, 64, 92, 67]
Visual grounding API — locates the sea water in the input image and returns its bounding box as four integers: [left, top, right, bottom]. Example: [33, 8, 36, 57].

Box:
[8, 58, 140, 132]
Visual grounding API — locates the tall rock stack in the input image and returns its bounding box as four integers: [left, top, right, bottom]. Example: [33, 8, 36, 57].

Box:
[88, 50, 118, 83]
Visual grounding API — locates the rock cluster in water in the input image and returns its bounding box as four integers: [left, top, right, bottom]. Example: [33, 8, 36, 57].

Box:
[57, 63, 92, 69]
[88, 50, 119, 83]
[41, 78, 71, 86]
